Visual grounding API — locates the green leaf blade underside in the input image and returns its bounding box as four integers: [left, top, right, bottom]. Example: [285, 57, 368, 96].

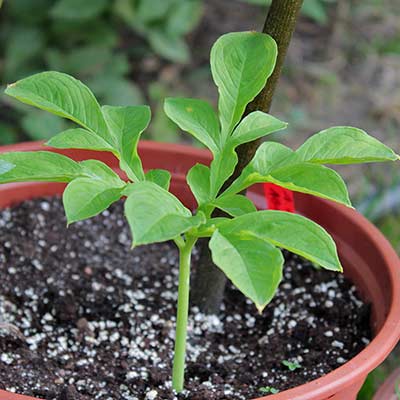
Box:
[164, 98, 221, 154]
[0, 151, 81, 183]
[5, 71, 110, 142]
[63, 178, 124, 224]
[212, 194, 257, 217]
[124, 181, 204, 246]
[230, 111, 288, 147]
[210, 230, 284, 312]
[187, 163, 211, 206]
[46, 128, 115, 153]
[145, 169, 171, 191]
[296, 127, 400, 164]
[102, 105, 151, 182]
[211, 31, 277, 136]
[219, 211, 342, 272]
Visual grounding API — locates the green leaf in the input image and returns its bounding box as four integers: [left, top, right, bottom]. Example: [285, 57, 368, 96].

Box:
[229, 111, 287, 147]
[79, 159, 125, 183]
[296, 126, 400, 164]
[218, 211, 342, 271]
[164, 98, 220, 154]
[187, 164, 211, 206]
[211, 32, 277, 137]
[51, 0, 108, 20]
[5, 72, 110, 143]
[212, 194, 257, 217]
[63, 178, 124, 224]
[21, 111, 69, 141]
[267, 163, 351, 206]
[124, 181, 205, 246]
[210, 230, 284, 312]
[224, 141, 351, 206]
[194, 217, 230, 237]
[148, 31, 189, 63]
[0, 160, 15, 174]
[0, 151, 81, 183]
[136, 0, 172, 22]
[224, 142, 296, 196]
[102, 105, 151, 181]
[145, 169, 171, 190]
[166, 0, 202, 36]
[46, 128, 115, 153]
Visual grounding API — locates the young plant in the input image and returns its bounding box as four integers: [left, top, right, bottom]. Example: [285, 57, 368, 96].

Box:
[282, 360, 302, 371]
[0, 31, 398, 393]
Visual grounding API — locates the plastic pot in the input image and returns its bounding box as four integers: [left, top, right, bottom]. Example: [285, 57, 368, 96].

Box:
[0, 141, 399, 400]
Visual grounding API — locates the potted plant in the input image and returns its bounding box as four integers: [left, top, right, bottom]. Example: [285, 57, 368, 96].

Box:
[0, 26, 400, 400]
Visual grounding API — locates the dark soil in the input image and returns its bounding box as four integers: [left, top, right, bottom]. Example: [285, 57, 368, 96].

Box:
[0, 197, 371, 400]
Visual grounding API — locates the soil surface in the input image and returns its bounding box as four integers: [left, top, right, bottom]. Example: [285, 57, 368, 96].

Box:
[0, 197, 371, 400]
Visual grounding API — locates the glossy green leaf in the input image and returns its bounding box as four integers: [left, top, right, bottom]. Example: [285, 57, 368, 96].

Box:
[211, 32, 277, 136]
[210, 230, 284, 312]
[145, 169, 171, 190]
[63, 178, 124, 224]
[187, 164, 211, 206]
[0, 151, 81, 183]
[102, 105, 151, 181]
[296, 127, 400, 164]
[268, 163, 351, 206]
[212, 194, 257, 217]
[164, 98, 220, 154]
[46, 128, 115, 153]
[209, 146, 238, 196]
[224, 142, 296, 195]
[0, 160, 15, 175]
[51, 0, 108, 20]
[218, 211, 342, 272]
[5, 72, 110, 143]
[229, 111, 287, 147]
[124, 181, 205, 246]
[224, 141, 351, 206]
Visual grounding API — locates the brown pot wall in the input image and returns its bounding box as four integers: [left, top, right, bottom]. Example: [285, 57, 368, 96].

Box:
[0, 141, 399, 400]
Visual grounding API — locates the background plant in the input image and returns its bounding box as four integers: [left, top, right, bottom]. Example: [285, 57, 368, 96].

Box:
[0, 31, 398, 393]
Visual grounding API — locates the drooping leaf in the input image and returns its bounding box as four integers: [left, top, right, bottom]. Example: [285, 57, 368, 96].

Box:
[210, 230, 284, 312]
[212, 194, 257, 217]
[164, 98, 220, 154]
[145, 169, 171, 190]
[63, 178, 124, 224]
[187, 164, 211, 206]
[46, 128, 115, 153]
[124, 181, 205, 246]
[0, 151, 81, 183]
[218, 211, 342, 271]
[296, 126, 400, 164]
[211, 32, 277, 137]
[51, 0, 108, 20]
[229, 111, 287, 147]
[223, 141, 351, 206]
[102, 105, 151, 181]
[5, 72, 110, 143]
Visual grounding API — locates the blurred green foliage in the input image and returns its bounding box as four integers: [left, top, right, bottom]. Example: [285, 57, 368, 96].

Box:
[0, 0, 201, 143]
[242, 0, 336, 24]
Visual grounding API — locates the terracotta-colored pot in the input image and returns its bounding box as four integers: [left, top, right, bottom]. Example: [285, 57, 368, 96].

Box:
[0, 141, 399, 400]
[373, 367, 400, 400]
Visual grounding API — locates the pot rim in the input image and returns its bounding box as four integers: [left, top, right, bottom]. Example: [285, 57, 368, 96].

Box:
[0, 140, 399, 400]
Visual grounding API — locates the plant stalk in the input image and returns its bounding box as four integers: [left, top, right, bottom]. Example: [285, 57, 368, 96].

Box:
[192, 0, 304, 314]
[172, 236, 196, 393]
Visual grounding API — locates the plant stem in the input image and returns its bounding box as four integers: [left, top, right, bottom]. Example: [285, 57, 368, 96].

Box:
[192, 0, 304, 314]
[172, 235, 197, 393]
